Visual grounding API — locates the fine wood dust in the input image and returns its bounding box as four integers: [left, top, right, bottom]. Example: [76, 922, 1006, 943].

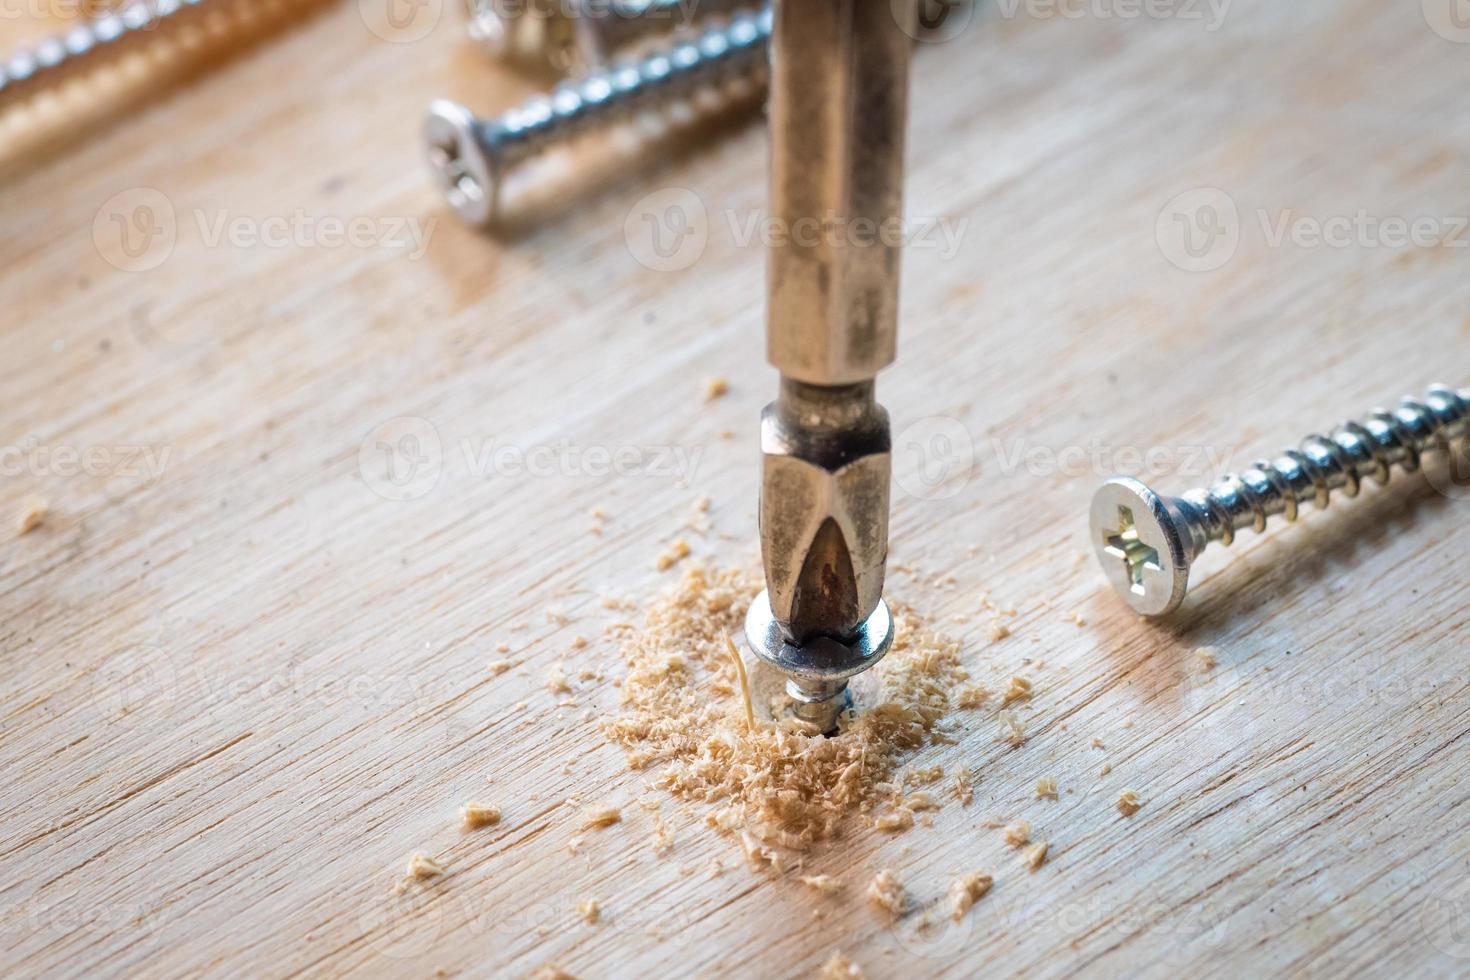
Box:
[603, 563, 972, 854]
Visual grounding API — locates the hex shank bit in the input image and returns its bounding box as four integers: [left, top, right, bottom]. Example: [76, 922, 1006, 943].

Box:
[743, 0, 913, 734]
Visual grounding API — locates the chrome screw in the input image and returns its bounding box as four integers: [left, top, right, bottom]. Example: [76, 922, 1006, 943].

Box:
[424, 6, 770, 227]
[1091, 384, 1470, 616]
[465, 0, 761, 76]
[1, 0, 222, 107]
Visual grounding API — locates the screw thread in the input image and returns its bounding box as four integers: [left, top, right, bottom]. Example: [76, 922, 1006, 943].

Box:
[1, 0, 215, 104]
[476, 6, 771, 169]
[1175, 385, 1470, 556]
[587, 0, 759, 61]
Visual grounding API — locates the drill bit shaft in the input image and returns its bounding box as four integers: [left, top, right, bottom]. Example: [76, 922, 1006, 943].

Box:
[744, 0, 913, 733]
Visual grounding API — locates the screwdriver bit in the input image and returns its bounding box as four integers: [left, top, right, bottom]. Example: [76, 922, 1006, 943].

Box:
[743, 0, 913, 734]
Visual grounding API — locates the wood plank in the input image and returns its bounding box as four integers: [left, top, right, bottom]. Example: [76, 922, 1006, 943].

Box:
[2, 0, 1469, 976]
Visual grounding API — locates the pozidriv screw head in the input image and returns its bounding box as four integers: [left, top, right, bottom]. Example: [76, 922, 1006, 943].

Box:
[1090, 477, 1193, 617]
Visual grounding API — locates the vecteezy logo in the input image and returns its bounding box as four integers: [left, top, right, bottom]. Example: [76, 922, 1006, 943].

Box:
[897, 0, 974, 43]
[358, 885, 445, 959]
[1425, 435, 1470, 502]
[894, 416, 976, 501]
[1423, 0, 1470, 42]
[1421, 883, 1470, 959]
[92, 188, 176, 272]
[358, 416, 443, 501]
[1156, 187, 1240, 272]
[91, 645, 178, 724]
[359, 0, 442, 43]
[623, 187, 709, 272]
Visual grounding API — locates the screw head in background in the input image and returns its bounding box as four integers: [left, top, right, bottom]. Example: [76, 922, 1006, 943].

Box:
[423, 99, 499, 227]
[1090, 476, 1192, 617]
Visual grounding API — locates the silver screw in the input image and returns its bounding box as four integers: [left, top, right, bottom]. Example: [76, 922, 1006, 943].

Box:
[465, 0, 761, 76]
[1091, 385, 1470, 617]
[0, 0, 218, 107]
[424, 6, 771, 227]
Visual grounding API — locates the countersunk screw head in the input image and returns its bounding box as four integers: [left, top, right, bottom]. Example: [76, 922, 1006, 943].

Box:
[424, 99, 500, 227]
[1089, 476, 1192, 617]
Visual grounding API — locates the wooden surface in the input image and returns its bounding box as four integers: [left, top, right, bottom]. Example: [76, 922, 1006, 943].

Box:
[4, 0, 1470, 976]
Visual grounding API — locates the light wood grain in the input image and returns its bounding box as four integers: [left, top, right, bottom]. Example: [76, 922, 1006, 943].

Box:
[3, 0, 1470, 977]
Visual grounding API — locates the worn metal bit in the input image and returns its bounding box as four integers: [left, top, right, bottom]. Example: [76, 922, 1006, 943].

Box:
[0, 0, 224, 107]
[465, 0, 760, 76]
[424, 6, 770, 227]
[742, 0, 913, 734]
[1091, 385, 1470, 617]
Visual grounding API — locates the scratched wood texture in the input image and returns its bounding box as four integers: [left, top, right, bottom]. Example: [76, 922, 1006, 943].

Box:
[3, 0, 1470, 976]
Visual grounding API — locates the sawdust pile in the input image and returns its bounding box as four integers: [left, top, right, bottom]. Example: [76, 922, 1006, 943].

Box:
[603, 563, 971, 852]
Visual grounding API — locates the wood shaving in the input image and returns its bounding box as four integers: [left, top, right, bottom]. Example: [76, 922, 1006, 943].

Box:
[603, 563, 971, 849]
[739, 831, 786, 874]
[799, 874, 843, 896]
[1000, 676, 1032, 706]
[998, 710, 1025, 746]
[987, 621, 1011, 642]
[703, 376, 730, 400]
[956, 685, 988, 708]
[865, 869, 904, 917]
[1002, 820, 1030, 847]
[460, 803, 502, 829]
[953, 767, 974, 806]
[1090, 737, 1105, 749]
[655, 539, 691, 571]
[948, 872, 993, 921]
[529, 966, 577, 980]
[570, 635, 588, 651]
[583, 806, 622, 829]
[875, 808, 914, 832]
[546, 664, 572, 694]
[723, 635, 756, 731]
[1195, 646, 1219, 670]
[577, 899, 600, 924]
[1035, 777, 1058, 800]
[1117, 789, 1143, 816]
[405, 853, 443, 879]
[1099, 763, 1113, 776]
[1023, 841, 1048, 870]
[16, 499, 46, 535]
[906, 791, 940, 812]
[488, 660, 514, 676]
[818, 952, 864, 979]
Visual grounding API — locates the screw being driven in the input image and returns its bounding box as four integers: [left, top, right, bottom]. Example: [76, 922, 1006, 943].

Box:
[743, 0, 914, 734]
[1091, 384, 1470, 617]
[424, 7, 770, 227]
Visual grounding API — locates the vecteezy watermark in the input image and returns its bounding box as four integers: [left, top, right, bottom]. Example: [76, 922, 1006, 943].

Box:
[623, 187, 969, 273]
[93, 188, 437, 272]
[1422, 0, 1470, 43]
[358, 416, 704, 501]
[1425, 436, 1470, 502]
[892, 415, 1239, 501]
[1156, 187, 1240, 272]
[624, 187, 710, 273]
[993, 0, 1231, 31]
[359, 0, 443, 42]
[94, 187, 177, 273]
[1421, 875, 1470, 960]
[895, 0, 977, 43]
[1157, 187, 1470, 271]
[0, 438, 172, 483]
[0, 900, 170, 941]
